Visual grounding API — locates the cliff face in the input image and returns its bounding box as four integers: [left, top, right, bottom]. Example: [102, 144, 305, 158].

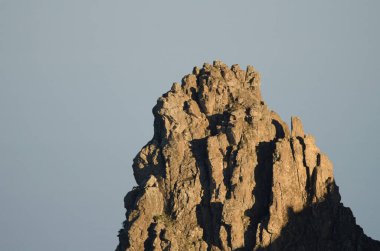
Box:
[116, 61, 380, 251]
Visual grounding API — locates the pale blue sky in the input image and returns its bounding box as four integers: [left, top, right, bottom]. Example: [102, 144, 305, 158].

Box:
[1, 1, 379, 250]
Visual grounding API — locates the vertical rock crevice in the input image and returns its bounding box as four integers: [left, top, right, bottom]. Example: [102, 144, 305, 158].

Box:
[191, 137, 213, 249]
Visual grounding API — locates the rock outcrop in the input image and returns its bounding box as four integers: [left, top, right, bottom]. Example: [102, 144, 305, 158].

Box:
[116, 61, 380, 251]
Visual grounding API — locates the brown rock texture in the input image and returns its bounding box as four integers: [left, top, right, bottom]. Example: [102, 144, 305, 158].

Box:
[116, 61, 380, 251]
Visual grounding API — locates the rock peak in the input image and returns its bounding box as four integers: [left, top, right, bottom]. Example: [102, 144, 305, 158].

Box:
[117, 62, 380, 251]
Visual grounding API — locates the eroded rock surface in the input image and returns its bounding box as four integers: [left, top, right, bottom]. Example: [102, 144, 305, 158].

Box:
[116, 61, 380, 251]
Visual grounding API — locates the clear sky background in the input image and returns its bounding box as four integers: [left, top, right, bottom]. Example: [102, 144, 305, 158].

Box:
[1, 1, 379, 250]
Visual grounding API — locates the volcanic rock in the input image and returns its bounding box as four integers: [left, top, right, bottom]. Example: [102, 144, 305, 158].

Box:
[116, 61, 380, 251]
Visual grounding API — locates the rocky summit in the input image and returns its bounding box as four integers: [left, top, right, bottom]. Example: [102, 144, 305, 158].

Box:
[116, 61, 380, 251]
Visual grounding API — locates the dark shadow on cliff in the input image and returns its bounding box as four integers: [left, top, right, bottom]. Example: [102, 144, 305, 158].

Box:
[190, 138, 210, 242]
[242, 119, 285, 249]
[192, 138, 224, 250]
[255, 184, 380, 251]
[116, 187, 141, 251]
[241, 141, 275, 250]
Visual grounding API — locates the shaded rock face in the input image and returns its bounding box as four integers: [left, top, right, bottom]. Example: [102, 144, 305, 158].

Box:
[116, 61, 380, 251]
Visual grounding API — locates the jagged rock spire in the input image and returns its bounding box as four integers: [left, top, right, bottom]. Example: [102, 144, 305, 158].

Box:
[117, 61, 380, 251]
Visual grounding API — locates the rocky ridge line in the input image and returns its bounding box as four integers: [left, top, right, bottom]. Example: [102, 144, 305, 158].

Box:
[116, 61, 380, 250]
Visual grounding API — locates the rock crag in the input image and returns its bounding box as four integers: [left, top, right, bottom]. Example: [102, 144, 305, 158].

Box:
[116, 61, 380, 251]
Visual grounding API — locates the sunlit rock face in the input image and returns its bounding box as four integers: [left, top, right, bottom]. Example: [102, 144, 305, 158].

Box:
[116, 61, 380, 251]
